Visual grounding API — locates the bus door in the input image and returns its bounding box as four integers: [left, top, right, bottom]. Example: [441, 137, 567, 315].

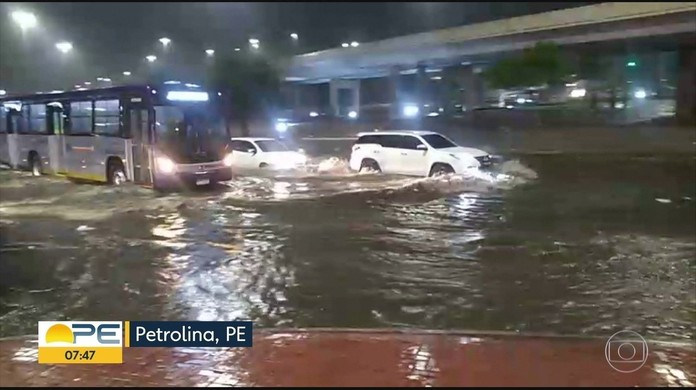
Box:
[0, 107, 8, 165]
[127, 107, 153, 185]
[47, 103, 67, 174]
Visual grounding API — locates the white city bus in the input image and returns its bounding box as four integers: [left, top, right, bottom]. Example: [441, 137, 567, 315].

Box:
[0, 83, 234, 189]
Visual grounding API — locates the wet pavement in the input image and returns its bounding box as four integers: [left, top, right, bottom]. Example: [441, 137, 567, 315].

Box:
[1, 330, 695, 387]
[0, 153, 695, 345]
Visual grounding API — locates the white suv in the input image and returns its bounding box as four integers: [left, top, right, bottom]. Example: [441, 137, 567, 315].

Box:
[349, 131, 491, 177]
[227, 138, 307, 170]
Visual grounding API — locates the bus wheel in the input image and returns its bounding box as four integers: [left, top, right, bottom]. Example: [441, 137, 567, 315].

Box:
[29, 153, 43, 176]
[108, 160, 127, 186]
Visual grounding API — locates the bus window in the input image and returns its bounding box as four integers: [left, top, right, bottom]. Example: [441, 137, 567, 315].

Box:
[0, 108, 6, 133]
[29, 104, 47, 134]
[94, 100, 121, 136]
[69, 101, 93, 135]
[14, 105, 29, 133]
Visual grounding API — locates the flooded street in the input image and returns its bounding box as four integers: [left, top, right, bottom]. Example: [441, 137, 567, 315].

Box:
[1, 153, 694, 342]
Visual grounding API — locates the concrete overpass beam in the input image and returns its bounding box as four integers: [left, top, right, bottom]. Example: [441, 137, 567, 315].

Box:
[389, 66, 402, 119]
[462, 64, 485, 111]
[676, 45, 696, 126]
[329, 79, 361, 118]
[416, 64, 427, 117]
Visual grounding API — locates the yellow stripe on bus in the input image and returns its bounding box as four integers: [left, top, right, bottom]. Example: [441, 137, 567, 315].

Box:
[55, 171, 107, 182]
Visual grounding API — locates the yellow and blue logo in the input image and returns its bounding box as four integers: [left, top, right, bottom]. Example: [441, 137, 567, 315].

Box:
[38, 321, 123, 364]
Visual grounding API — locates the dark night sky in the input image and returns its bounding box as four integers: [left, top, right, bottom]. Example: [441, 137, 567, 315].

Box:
[0, 2, 597, 93]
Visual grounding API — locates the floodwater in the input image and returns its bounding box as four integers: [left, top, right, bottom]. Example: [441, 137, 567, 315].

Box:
[0, 154, 694, 342]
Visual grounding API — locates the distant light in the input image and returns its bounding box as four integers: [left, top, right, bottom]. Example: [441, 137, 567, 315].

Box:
[11, 11, 37, 30]
[350, 41, 359, 47]
[249, 38, 259, 44]
[55, 41, 73, 54]
[185, 83, 200, 88]
[427, 112, 440, 117]
[403, 105, 419, 118]
[569, 88, 586, 98]
[234, 48, 241, 52]
[275, 122, 288, 133]
[74, 85, 81, 89]
[0, 89, 6, 96]
[516, 97, 526, 104]
[123, 71, 131, 76]
[49, 90, 64, 94]
[164, 80, 181, 85]
[77, 88, 86, 91]
[159, 37, 171, 46]
[84, 81, 91, 85]
[626, 61, 637, 67]
[341, 43, 349, 48]
[348, 110, 358, 119]
[146, 55, 157, 62]
[166, 91, 209, 102]
[290, 33, 299, 40]
[634, 89, 647, 99]
[438, 107, 444, 112]
[431, 76, 442, 80]
[251, 42, 260, 50]
[101, 78, 112, 82]
[217, 92, 222, 96]
[96, 77, 104, 81]
[525, 98, 533, 103]
[205, 49, 215, 56]
[152, 89, 157, 95]
[309, 111, 319, 117]
[565, 82, 577, 87]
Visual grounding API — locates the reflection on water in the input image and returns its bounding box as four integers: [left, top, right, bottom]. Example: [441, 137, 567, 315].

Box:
[0, 155, 694, 343]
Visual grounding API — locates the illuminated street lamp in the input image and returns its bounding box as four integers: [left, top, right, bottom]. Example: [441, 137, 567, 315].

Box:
[249, 38, 260, 50]
[123, 71, 131, 76]
[11, 11, 37, 30]
[290, 33, 299, 40]
[205, 49, 215, 56]
[146, 55, 157, 62]
[159, 37, 171, 47]
[55, 41, 73, 54]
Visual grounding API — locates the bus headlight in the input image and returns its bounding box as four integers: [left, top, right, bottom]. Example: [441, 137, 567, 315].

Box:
[223, 153, 234, 167]
[156, 156, 176, 174]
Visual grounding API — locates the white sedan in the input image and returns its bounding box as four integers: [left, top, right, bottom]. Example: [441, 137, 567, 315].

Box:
[227, 137, 307, 171]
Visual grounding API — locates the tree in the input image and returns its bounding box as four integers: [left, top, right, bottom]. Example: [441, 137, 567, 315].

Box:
[207, 50, 282, 137]
[484, 41, 571, 90]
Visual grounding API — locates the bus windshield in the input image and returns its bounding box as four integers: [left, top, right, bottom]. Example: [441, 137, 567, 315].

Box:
[154, 105, 228, 163]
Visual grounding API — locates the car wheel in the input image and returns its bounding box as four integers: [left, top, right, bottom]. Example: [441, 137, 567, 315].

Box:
[108, 162, 127, 185]
[30, 153, 42, 176]
[429, 163, 454, 177]
[359, 159, 381, 173]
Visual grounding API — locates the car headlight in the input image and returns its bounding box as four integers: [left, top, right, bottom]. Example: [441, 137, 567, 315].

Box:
[156, 156, 176, 174]
[275, 122, 288, 133]
[223, 153, 234, 167]
[296, 154, 307, 165]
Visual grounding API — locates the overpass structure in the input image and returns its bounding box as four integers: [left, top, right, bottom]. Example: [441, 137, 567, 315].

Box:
[283, 2, 696, 124]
